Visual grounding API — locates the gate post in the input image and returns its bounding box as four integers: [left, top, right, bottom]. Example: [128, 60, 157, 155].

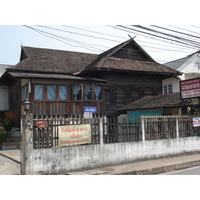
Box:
[21, 114, 33, 175]
[99, 117, 104, 145]
[176, 117, 179, 139]
[141, 117, 146, 141]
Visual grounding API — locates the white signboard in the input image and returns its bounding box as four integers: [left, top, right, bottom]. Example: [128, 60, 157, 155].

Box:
[193, 117, 200, 127]
[58, 124, 91, 146]
[180, 78, 200, 99]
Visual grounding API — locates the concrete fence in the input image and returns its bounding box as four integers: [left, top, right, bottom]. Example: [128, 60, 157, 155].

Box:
[21, 115, 200, 175]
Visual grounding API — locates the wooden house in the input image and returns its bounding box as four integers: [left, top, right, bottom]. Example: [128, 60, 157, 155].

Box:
[0, 39, 181, 124]
[0, 47, 106, 119]
[76, 39, 181, 116]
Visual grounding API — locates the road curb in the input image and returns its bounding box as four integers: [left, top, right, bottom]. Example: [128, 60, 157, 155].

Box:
[0, 152, 21, 165]
[114, 160, 200, 175]
[67, 159, 200, 175]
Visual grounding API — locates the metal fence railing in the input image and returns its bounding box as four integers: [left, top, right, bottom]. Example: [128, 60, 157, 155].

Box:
[33, 114, 101, 149]
[31, 115, 200, 149]
[103, 117, 142, 143]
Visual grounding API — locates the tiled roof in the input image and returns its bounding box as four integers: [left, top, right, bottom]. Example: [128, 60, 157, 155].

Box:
[118, 93, 183, 111]
[12, 46, 97, 74]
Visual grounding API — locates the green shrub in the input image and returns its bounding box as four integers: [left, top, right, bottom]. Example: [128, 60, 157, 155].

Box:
[0, 126, 6, 144]
[3, 117, 14, 131]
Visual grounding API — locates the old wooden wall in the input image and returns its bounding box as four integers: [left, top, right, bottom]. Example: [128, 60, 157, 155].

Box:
[102, 72, 163, 116]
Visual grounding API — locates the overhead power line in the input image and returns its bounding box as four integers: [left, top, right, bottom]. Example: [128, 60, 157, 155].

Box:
[37, 25, 121, 43]
[169, 25, 200, 36]
[24, 25, 104, 52]
[114, 25, 200, 50]
[151, 25, 200, 40]
[131, 25, 200, 49]
[62, 25, 128, 40]
[23, 25, 200, 63]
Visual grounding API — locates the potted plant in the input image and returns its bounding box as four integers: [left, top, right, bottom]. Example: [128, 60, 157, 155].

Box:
[0, 126, 6, 146]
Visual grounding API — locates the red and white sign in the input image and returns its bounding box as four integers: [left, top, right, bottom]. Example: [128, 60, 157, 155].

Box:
[193, 117, 200, 127]
[180, 78, 200, 99]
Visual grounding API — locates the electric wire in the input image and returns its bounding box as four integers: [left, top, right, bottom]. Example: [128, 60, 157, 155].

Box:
[37, 25, 121, 43]
[115, 25, 200, 50]
[169, 25, 200, 36]
[62, 25, 128, 40]
[23, 25, 200, 63]
[151, 25, 200, 40]
[131, 25, 200, 48]
[109, 25, 194, 54]
[24, 25, 104, 52]
[27, 25, 197, 54]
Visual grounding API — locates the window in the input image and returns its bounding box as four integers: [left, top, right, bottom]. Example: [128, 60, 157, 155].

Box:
[195, 62, 200, 70]
[73, 85, 82, 100]
[163, 84, 173, 94]
[22, 84, 29, 101]
[163, 85, 168, 94]
[33, 83, 103, 101]
[84, 84, 92, 100]
[168, 84, 172, 93]
[34, 85, 44, 100]
[47, 85, 56, 100]
[59, 85, 68, 100]
[94, 85, 102, 100]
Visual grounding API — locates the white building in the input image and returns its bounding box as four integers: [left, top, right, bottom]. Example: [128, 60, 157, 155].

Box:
[162, 51, 200, 94]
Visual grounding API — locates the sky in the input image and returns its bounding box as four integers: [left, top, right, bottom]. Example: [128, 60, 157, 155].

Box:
[1, 0, 200, 67]
[1, 24, 200, 66]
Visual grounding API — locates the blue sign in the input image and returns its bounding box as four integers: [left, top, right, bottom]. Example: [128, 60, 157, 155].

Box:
[84, 107, 97, 113]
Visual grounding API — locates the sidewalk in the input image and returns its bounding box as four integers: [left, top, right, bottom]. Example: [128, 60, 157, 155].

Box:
[0, 149, 21, 175]
[1, 149, 200, 175]
[67, 153, 200, 175]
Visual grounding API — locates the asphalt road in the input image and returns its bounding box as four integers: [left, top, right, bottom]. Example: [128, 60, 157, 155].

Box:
[158, 166, 200, 175]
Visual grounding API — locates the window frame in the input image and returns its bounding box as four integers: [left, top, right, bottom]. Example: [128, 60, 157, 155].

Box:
[22, 83, 29, 101]
[163, 84, 173, 94]
[34, 84, 45, 101]
[32, 83, 103, 102]
[58, 85, 68, 101]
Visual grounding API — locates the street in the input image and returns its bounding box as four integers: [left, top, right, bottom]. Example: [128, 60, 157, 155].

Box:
[158, 166, 200, 175]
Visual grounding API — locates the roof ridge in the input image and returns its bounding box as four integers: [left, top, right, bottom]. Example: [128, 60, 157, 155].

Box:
[22, 46, 98, 56]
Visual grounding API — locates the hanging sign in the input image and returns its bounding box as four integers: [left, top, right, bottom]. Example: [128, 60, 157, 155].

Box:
[193, 117, 200, 127]
[180, 78, 200, 99]
[84, 107, 97, 118]
[84, 107, 97, 113]
[58, 124, 91, 146]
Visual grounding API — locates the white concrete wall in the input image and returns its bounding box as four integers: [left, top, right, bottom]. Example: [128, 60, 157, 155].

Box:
[162, 77, 180, 93]
[28, 136, 200, 175]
